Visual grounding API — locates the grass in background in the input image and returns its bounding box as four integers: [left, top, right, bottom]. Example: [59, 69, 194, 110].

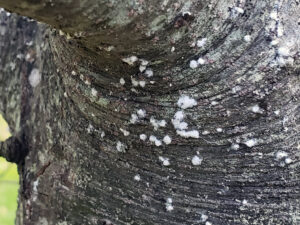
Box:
[0, 157, 19, 225]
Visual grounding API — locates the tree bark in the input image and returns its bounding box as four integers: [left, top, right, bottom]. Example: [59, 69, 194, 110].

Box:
[0, 0, 299, 224]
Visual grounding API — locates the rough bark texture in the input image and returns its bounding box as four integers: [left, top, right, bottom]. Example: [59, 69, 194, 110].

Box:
[0, 0, 300, 224]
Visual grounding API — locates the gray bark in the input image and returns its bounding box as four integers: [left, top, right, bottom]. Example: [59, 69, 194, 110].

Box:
[0, 0, 299, 224]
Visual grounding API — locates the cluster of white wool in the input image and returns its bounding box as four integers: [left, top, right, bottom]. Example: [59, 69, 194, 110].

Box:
[149, 135, 162, 146]
[139, 59, 149, 72]
[144, 69, 153, 77]
[28, 68, 41, 87]
[131, 77, 146, 88]
[244, 35, 251, 42]
[231, 143, 240, 150]
[134, 174, 141, 181]
[234, 6, 244, 14]
[163, 135, 172, 145]
[159, 156, 170, 166]
[191, 155, 203, 166]
[250, 104, 263, 113]
[197, 38, 207, 48]
[276, 43, 295, 66]
[139, 134, 147, 141]
[91, 88, 98, 97]
[32, 179, 39, 201]
[130, 109, 146, 124]
[176, 130, 199, 138]
[172, 109, 199, 139]
[130, 113, 139, 124]
[116, 141, 126, 152]
[137, 109, 146, 118]
[177, 95, 197, 109]
[275, 151, 292, 165]
[122, 55, 138, 65]
[201, 214, 208, 222]
[150, 116, 167, 130]
[120, 128, 130, 136]
[165, 197, 174, 211]
[120, 78, 125, 85]
[189, 57, 207, 69]
[87, 124, 94, 133]
[244, 139, 257, 147]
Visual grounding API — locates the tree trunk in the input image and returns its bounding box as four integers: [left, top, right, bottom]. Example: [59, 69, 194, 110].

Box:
[0, 0, 299, 224]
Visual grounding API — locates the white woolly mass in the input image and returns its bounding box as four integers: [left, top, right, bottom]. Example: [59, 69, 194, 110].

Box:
[197, 57, 206, 65]
[202, 130, 210, 135]
[33, 180, 39, 193]
[140, 134, 147, 141]
[139, 65, 146, 72]
[130, 114, 139, 124]
[144, 69, 153, 77]
[191, 155, 203, 165]
[197, 38, 207, 48]
[149, 135, 162, 146]
[234, 7, 244, 14]
[201, 214, 208, 222]
[120, 78, 125, 85]
[244, 35, 251, 42]
[174, 111, 185, 121]
[231, 143, 240, 150]
[278, 47, 290, 57]
[285, 158, 292, 164]
[275, 151, 288, 160]
[116, 141, 126, 152]
[131, 77, 139, 87]
[189, 60, 198, 69]
[137, 109, 146, 118]
[32, 179, 39, 201]
[140, 59, 149, 66]
[216, 128, 223, 133]
[172, 119, 188, 130]
[139, 80, 146, 87]
[122, 56, 138, 65]
[91, 88, 98, 97]
[176, 130, 199, 138]
[165, 197, 174, 211]
[251, 105, 261, 113]
[159, 156, 170, 166]
[244, 139, 257, 147]
[120, 128, 130, 136]
[270, 11, 278, 20]
[29, 68, 41, 87]
[163, 135, 172, 145]
[150, 117, 166, 130]
[172, 111, 188, 130]
[177, 95, 197, 109]
[134, 174, 141, 181]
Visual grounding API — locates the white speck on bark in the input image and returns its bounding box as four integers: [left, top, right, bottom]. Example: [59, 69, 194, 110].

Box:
[120, 128, 130, 136]
[163, 135, 172, 145]
[120, 78, 125, 85]
[244, 139, 257, 147]
[122, 56, 138, 65]
[177, 95, 197, 109]
[191, 155, 203, 165]
[29, 68, 41, 87]
[140, 134, 147, 141]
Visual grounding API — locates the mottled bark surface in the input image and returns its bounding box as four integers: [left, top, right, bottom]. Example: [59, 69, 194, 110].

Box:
[0, 0, 300, 224]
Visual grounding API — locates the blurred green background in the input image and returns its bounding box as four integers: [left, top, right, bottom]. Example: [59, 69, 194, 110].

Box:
[0, 157, 19, 225]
